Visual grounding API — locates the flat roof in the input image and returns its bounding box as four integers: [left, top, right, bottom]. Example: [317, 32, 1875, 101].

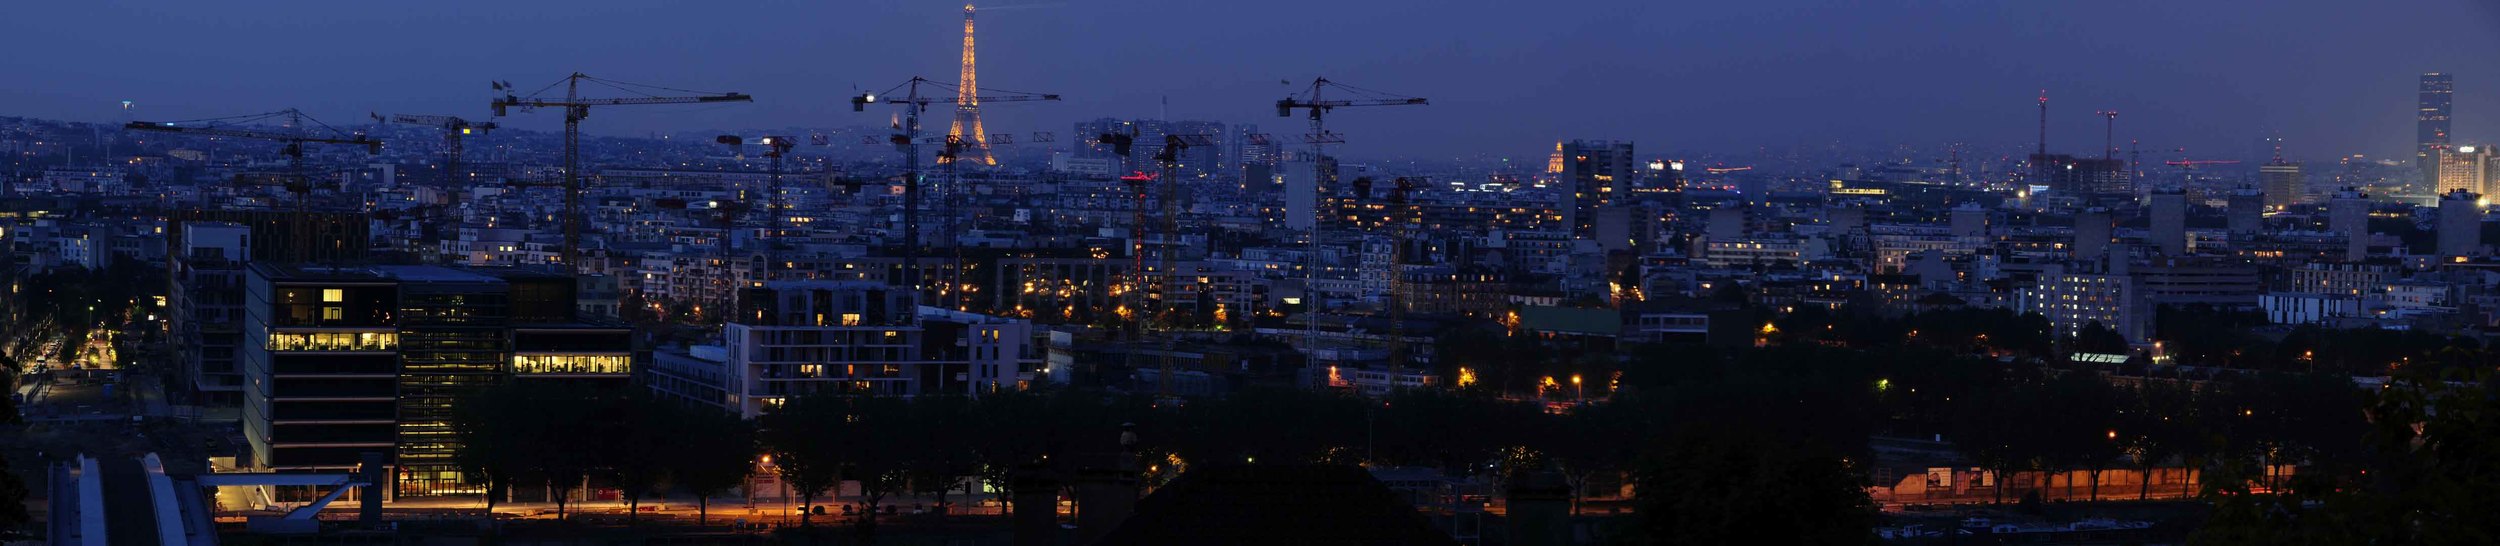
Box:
[370, 265, 502, 284]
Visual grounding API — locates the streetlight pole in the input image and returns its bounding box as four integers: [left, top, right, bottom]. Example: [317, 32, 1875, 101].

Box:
[1365, 405, 1377, 465]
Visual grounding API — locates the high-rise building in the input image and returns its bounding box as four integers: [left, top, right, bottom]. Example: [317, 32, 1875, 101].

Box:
[2421, 73, 2455, 189]
[2032, 154, 2130, 195]
[2437, 145, 2492, 195]
[165, 209, 370, 265]
[2260, 160, 2306, 210]
[2148, 190, 2187, 255]
[240, 264, 633, 499]
[1558, 140, 1637, 239]
[1232, 124, 1276, 169]
[1281, 158, 1337, 232]
[2075, 208, 2114, 263]
[1705, 205, 1746, 242]
[2018, 263, 2145, 342]
[2225, 189, 2265, 234]
[172, 222, 251, 411]
[1950, 203, 1988, 239]
[1166, 120, 1226, 179]
[2438, 189, 2481, 257]
[2328, 188, 2370, 261]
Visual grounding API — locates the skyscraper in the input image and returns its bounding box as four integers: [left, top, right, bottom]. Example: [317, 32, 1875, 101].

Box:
[2261, 160, 2306, 210]
[2075, 208, 2113, 263]
[2149, 190, 2187, 255]
[2225, 188, 2265, 234]
[2328, 188, 2370, 261]
[2438, 145, 2492, 195]
[1558, 139, 1636, 239]
[2438, 189, 2481, 258]
[2032, 154, 2130, 196]
[2421, 73, 2455, 190]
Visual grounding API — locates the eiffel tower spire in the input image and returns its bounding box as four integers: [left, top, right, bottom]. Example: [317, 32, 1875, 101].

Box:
[945, 4, 994, 166]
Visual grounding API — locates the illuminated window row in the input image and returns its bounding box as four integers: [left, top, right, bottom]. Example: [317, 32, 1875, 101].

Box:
[512, 354, 630, 375]
[267, 332, 398, 352]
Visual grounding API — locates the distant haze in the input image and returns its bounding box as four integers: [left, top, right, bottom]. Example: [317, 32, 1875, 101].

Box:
[5, 0, 2498, 161]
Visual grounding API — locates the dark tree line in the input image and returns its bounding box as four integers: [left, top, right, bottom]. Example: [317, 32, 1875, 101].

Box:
[449, 382, 755, 525]
[2160, 304, 2494, 376]
[445, 331, 2500, 543]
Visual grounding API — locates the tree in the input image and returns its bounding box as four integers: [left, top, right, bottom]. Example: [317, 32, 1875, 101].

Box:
[2044, 370, 2122, 500]
[451, 381, 541, 517]
[1627, 427, 1877, 545]
[2073, 321, 2129, 355]
[835, 396, 919, 538]
[2121, 380, 2196, 501]
[670, 408, 756, 526]
[1543, 401, 1634, 515]
[759, 394, 849, 528]
[0, 452, 29, 538]
[904, 395, 975, 516]
[529, 387, 603, 522]
[1951, 373, 2034, 503]
[598, 392, 675, 526]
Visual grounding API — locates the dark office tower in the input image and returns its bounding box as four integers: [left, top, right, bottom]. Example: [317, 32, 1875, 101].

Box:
[2439, 189, 2481, 258]
[2422, 73, 2455, 189]
[2226, 189, 2265, 234]
[1559, 139, 1637, 240]
[1706, 205, 1745, 242]
[2328, 188, 2370, 261]
[166, 209, 371, 265]
[2032, 154, 2130, 196]
[2148, 190, 2187, 256]
[2075, 208, 2113, 263]
[1167, 120, 1226, 178]
[1950, 204, 1987, 238]
[173, 223, 252, 411]
[388, 267, 513, 498]
[1234, 124, 1277, 168]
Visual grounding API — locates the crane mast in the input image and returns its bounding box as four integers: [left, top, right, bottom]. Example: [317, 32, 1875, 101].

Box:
[854, 77, 1057, 298]
[126, 109, 384, 263]
[374, 113, 495, 242]
[1273, 77, 1426, 368]
[492, 73, 751, 276]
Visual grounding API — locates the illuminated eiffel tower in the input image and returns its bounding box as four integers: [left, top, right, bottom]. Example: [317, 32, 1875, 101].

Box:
[944, 4, 994, 166]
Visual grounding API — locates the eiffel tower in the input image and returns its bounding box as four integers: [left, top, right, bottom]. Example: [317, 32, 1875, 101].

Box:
[944, 4, 994, 166]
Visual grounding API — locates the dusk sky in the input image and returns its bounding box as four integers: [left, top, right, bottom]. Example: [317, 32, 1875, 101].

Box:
[6, 0, 2498, 162]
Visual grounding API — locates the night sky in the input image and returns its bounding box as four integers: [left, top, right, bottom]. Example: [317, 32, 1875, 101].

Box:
[5, 0, 2497, 162]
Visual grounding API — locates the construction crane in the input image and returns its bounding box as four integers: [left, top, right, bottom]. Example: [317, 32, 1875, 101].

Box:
[716, 135, 796, 284]
[126, 109, 383, 263]
[2164, 159, 2243, 168]
[1275, 77, 1426, 363]
[373, 113, 496, 240]
[851, 77, 1058, 296]
[372, 113, 495, 185]
[1148, 133, 1213, 402]
[492, 73, 752, 276]
[2095, 111, 2118, 161]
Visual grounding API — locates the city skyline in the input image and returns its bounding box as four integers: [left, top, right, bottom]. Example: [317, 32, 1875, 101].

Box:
[5, 0, 2498, 160]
